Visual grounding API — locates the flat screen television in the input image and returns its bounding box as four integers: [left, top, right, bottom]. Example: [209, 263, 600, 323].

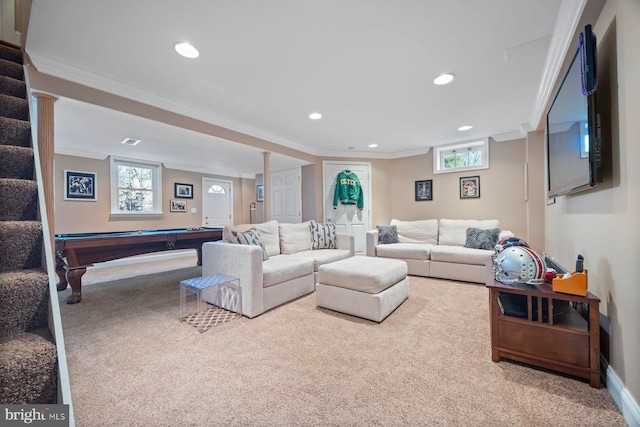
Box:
[546, 25, 602, 198]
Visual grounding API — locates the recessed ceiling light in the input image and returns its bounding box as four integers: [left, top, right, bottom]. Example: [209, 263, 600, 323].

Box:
[309, 112, 322, 120]
[368, 144, 378, 148]
[433, 73, 455, 85]
[174, 42, 199, 59]
[458, 125, 473, 131]
[121, 137, 141, 146]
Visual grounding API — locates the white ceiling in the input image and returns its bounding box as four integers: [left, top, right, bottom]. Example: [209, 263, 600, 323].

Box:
[25, 0, 583, 177]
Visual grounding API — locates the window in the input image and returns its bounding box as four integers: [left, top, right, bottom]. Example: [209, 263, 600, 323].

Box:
[110, 157, 162, 215]
[433, 138, 489, 174]
[208, 184, 226, 194]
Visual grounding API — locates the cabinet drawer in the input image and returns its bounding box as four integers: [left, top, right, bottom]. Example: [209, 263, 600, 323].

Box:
[498, 319, 589, 367]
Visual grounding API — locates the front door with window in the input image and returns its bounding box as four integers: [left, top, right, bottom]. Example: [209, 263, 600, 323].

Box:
[202, 178, 232, 227]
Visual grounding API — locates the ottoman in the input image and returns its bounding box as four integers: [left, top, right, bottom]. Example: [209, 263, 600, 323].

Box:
[316, 256, 409, 322]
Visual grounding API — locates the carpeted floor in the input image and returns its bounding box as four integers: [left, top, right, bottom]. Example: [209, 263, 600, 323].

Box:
[58, 260, 626, 426]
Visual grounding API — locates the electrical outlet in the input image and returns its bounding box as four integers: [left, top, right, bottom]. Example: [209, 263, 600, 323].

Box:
[191, 208, 197, 213]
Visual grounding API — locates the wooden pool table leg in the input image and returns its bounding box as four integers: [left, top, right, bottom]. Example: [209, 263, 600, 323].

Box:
[65, 267, 86, 304]
[55, 256, 68, 292]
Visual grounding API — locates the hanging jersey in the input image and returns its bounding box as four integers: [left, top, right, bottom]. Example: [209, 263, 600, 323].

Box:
[333, 170, 363, 209]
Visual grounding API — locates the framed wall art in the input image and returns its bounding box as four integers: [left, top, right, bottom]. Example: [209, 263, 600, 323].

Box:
[174, 183, 193, 199]
[256, 185, 264, 202]
[460, 176, 480, 199]
[64, 170, 97, 201]
[170, 199, 187, 212]
[415, 180, 433, 201]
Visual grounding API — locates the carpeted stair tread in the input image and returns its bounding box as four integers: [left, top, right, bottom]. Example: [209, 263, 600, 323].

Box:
[0, 43, 22, 64]
[0, 328, 58, 404]
[0, 145, 34, 179]
[0, 93, 29, 121]
[0, 269, 49, 337]
[0, 179, 38, 220]
[0, 57, 23, 80]
[0, 75, 26, 98]
[0, 116, 31, 147]
[0, 221, 43, 273]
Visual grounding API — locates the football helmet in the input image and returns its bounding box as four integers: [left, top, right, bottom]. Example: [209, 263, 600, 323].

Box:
[493, 246, 547, 285]
[495, 237, 530, 252]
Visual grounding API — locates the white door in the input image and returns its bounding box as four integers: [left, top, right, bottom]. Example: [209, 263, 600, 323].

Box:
[271, 167, 301, 224]
[202, 178, 233, 227]
[323, 161, 371, 255]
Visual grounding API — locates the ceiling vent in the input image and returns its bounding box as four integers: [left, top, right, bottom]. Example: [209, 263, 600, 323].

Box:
[121, 137, 141, 146]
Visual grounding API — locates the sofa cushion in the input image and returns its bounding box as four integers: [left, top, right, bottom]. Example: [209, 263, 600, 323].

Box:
[375, 243, 433, 261]
[391, 219, 438, 245]
[438, 219, 499, 246]
[225, 220, 280, 257]
[279, 221, 312, 255]
[310, 220, 336, 249]
[430, 245, 493, 265]
[377, 225, 399, 244]
[290, 249, 353, 272]
[464, 227, 500, 250]
[230, 228, 269, 260]
[262, 255, 314, 288]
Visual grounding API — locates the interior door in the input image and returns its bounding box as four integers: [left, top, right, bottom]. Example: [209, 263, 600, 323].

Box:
[202, 178, 232, 227]
[323, 161, 371, 255]
[270, 167, 301, 224]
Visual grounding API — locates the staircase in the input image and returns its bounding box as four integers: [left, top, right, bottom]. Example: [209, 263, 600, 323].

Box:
[0, 41, 58, 404]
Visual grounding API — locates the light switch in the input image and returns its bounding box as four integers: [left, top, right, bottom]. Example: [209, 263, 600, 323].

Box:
[191, 208, 197, 213]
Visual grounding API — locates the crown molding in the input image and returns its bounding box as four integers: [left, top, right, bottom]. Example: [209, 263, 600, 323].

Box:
[529, 0, 587, 131]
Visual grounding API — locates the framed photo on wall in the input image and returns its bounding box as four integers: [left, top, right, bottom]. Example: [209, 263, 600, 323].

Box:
[64, 170, 97, 201]
[174, 183, 193, 199]
[256, 185, 264, 202]
[170, 199, 187, 212]
[415, 180, 433, 201]
[460, 176, 480, 199]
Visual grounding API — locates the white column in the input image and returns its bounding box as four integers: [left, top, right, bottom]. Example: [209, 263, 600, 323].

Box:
[262, 151, 271, 222]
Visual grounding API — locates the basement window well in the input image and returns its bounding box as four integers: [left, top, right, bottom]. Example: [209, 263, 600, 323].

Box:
[433, 138, 489, 174]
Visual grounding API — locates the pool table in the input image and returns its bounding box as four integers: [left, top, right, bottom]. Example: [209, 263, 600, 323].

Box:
[55, 227, 223, 304]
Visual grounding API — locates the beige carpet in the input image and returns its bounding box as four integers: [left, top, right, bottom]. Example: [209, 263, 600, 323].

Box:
[58, 261, 626, 426]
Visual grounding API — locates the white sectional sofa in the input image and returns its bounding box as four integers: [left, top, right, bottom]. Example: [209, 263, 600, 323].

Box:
[365, 219, 513, 284]
[202, 220, 354, 318]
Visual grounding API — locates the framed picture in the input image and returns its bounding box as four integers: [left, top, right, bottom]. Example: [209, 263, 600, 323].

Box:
[460, 176, 480, 199]
[174, 183, 193, 199]
[64, 170, 96, 201]
[415, 180, 433, 201]
[256, 185, 264, 202]
[170, 199, 187, 212]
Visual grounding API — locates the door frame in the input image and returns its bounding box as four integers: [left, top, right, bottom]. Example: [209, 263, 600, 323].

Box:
[201, 177, 234, 227]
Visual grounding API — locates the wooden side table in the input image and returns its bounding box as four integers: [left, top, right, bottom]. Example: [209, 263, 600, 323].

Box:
[485, 263, 600, 388]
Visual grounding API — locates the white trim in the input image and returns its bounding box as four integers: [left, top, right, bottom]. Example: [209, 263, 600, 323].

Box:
[607, 366, 640, 427]
[109, 156, 163, 215]
[433, 138, 489, 175]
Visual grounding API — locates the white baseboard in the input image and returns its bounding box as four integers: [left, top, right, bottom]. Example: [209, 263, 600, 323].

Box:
[607, 365, 640, 427]
[88, 249, 196, 269]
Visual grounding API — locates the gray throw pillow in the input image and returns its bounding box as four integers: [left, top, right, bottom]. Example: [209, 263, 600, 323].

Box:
[377, 225, 399, 244]
[231, 228, 269, 260]
[464, 227, 500, 250]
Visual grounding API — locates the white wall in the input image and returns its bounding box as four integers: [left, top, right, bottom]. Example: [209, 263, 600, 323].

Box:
[545, 0, 639, 421]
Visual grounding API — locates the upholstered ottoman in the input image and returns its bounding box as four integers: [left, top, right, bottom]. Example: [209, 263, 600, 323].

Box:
[316, 256, 409, 322]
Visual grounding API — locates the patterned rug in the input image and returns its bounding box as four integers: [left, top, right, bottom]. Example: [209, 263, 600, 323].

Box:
[181, 305, 241, 333]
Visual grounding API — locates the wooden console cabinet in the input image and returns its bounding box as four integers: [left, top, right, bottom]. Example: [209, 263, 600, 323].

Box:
[486, 265, 600, 388]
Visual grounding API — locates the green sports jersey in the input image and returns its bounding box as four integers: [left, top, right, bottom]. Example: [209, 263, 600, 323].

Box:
[333, 170, 363, 209]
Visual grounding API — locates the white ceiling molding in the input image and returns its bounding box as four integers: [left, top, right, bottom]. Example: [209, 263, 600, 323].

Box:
[529, 0, 587, 131]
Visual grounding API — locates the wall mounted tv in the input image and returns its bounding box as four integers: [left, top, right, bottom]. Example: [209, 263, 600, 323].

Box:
[546, 24, 602, 198]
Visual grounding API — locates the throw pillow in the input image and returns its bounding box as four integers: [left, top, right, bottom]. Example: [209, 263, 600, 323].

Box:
[464, 227, 500, 250]
[310, 220, 336, 250]
[231, 228, 269, 260]
[377, 225, 399, 244]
